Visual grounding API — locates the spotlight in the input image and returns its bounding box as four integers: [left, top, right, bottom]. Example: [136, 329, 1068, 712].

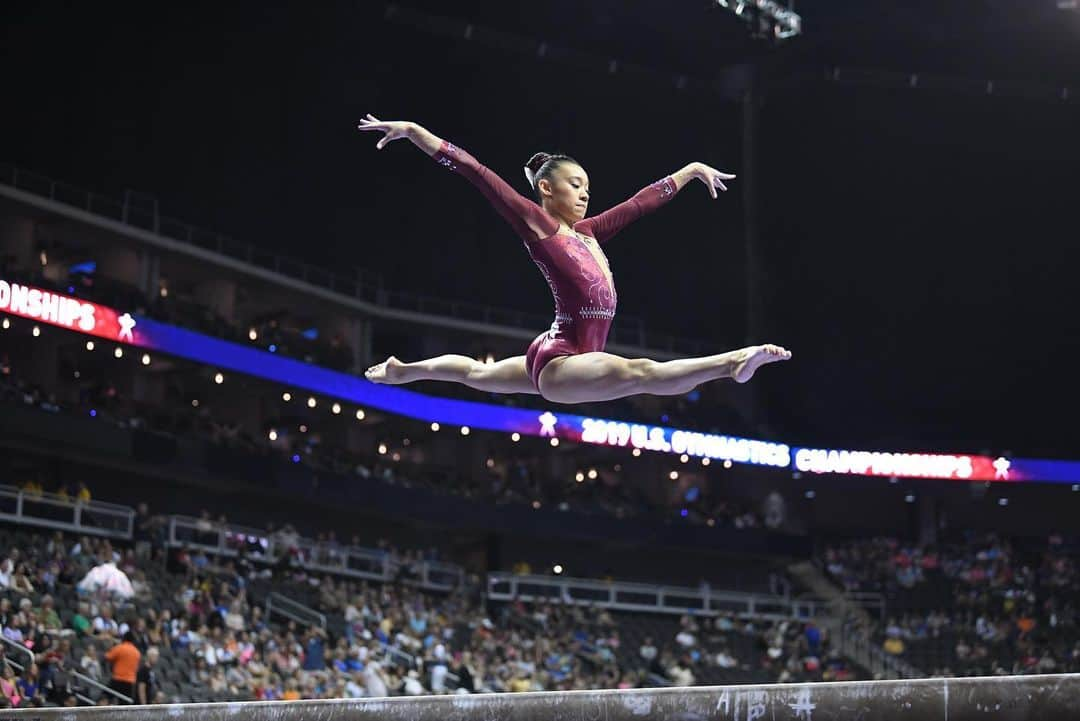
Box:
[214, 373, 224, 384]
[575, 472, 585, 483]
[552, 564, 563, 575]
[86, 341, 95, 351]
[248, 328, 258, 341]
[355, 409, 365, 420]
[431, 422, 440, 431]
[702, 458, 712, 466]
[511, 432, 520, 442]
[723, 459, 733, 469]
[282, 392, 292, 402]
[486, 458, 495, 468]
[460, 426, 470, 435]
[805, 490, 816, 499]
[998, 498, 1009, 507]
[378, 443, 387, 454]
[1, 319, 8, 330]
[331, 402, 341, 415]
[159, 286, 168, 298]
[268, 429, 278, 441]
[31, 326, 40, 337]
[549, 437, 559, 447]
[680, 454, 689, 463]
[391, 452, 401, 461]
[141, 354, 151, 366]
[307, 397, 316, 408]
[587, 468, 597, 479]
[191, 399, 200, 408]
[299, 424, 308, 433]
[402, 438, 410, 446]
[669, 471, 679, 480]
[114, 347, 124, 358]
[532, 500, 541, 509]
[613, 464, 621, 472]
[632, 448, 641, 457]
[706, 518, 716, 527]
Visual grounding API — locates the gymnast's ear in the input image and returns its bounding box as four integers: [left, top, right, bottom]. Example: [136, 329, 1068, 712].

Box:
[535, 176, 554, 199]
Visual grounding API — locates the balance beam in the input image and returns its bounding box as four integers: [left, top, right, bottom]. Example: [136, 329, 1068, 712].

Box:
[2, 673, 1078, 720]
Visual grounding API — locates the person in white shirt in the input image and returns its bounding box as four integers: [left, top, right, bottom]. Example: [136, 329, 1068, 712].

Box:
[345, 671, 366, 698]
[362, 661, 388, 698]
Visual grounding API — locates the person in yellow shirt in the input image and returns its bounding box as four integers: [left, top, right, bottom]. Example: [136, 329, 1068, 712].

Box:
[76, 481, 92, 503]
[883, 636, 905, 656]
[20, 479, 44, 498]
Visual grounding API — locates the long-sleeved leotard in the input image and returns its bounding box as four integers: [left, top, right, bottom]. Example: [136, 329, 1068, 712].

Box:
[431, 139, 682, 391]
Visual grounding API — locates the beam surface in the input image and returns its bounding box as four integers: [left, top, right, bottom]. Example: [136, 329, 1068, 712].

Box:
[2, 674, 1078, 721]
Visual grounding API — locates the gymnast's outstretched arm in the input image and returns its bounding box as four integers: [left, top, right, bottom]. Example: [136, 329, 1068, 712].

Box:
[357, 114, 558, 243]
[578, 162, 737, 245]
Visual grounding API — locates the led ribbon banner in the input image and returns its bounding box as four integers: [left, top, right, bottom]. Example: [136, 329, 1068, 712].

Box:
[1, 278, 1074, 484]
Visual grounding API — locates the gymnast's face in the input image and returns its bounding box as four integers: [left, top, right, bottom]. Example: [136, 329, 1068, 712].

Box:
[539, 163, 590, 223]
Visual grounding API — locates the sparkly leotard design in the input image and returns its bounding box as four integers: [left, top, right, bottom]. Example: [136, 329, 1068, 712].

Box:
[432, 140, 680, 391]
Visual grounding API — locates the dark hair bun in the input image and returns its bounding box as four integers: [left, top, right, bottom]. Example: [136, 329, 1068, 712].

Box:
[526, 152, 553, 174]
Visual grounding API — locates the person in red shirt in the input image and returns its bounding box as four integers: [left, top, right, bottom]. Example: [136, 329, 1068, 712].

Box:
[104, 632, 141, 703]
[358, 115, 790, 404]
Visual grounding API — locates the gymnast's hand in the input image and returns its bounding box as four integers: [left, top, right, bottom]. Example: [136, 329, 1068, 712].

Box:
[693, 162, 736, 199]
[357, 114, 444, 156]
[357, 114, 415, 150]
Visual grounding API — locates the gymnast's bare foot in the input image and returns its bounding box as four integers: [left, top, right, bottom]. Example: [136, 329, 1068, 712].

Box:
[364, 355, 408, 384]
[732, 344, 791, 384]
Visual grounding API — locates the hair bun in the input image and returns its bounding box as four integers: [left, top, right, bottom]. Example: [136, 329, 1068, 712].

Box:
[526, 152, 553, 174]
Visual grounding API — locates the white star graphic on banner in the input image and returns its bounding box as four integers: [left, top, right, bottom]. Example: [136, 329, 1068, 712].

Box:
[117, 313, 137, 342]
[993, 457, 1011, 480]
[538, 411, 558, 436]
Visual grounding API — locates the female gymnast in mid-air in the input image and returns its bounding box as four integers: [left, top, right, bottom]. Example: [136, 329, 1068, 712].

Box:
[358, 114, 791, 404]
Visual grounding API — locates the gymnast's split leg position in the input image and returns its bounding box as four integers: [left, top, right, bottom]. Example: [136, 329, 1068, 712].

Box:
[357, 115, 790, 405]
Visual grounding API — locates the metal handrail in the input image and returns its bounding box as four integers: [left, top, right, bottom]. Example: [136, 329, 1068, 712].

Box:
[0, 161, 720, 356]
[486, 573, 825, 621]
[0, 484, 134, 539]
[165, 515, 465, 592]
[265, 592, 327, 629]
[72, 667, 134, 705]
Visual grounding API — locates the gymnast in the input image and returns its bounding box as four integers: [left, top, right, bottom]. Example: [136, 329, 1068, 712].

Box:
[357, 114, 790, 404]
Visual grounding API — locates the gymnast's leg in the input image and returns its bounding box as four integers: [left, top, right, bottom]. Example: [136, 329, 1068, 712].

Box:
[536, 344, 791, 404]
[365, 354, 539, 395]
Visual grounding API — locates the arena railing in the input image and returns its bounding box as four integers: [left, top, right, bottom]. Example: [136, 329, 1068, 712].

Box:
[486, 573, 827, 621]
[0, 162, 721, 357]
[164, 515, 464, 592]
[265, 591, 327, 629]
[0, 484, 134, 539]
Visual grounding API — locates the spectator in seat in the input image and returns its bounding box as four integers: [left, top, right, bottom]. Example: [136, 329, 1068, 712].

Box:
[0, 665, 22, 708]
[136, 647, 160, 705]
[883, 635, 905, 656]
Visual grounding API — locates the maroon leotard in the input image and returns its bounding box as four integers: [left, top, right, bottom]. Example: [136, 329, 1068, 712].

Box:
[432, 140, 682, 392]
